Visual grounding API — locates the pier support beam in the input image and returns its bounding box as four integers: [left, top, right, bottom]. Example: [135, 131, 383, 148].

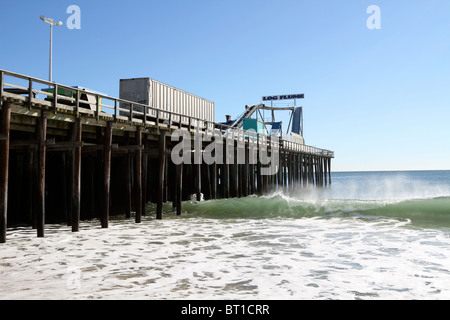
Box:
[282, 150, 287, 189]
[205, 164, 212, 200]
[299, 154, 303, 187]
[37, 111, 47, 237]
[101, 122, 113, 228]
[314, 156, 319, 187]
[135, 126, 143, 223]
[243, 145, 249, 197]
[315, 157, 320, 187]
[278, 150, 282, 189]
[157, 131, 166, 220]
[196, 163, 201, 201]
[142, 134, 148, 216]
[256, 138, 262, 195]
[211, 163, 217, 200]
[322, 157, 325, 187]
[289, 152, 294, 191]
[328, 158, 332, 185]
[0, 104, 11, 243]
[176, 164, 183, 215]
[72, 117, 82, 232]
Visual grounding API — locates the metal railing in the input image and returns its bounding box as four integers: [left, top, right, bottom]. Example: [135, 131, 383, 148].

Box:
[0, 69, 334, 158]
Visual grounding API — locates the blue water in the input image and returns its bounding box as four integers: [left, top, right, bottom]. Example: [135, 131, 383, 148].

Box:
[1, 170, 450, 299]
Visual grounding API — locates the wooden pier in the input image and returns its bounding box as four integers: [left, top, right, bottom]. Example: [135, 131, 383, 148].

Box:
[0, 69, 334, 243]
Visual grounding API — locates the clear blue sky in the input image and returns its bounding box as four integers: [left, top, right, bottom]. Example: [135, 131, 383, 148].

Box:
[1, 0, 450, 171]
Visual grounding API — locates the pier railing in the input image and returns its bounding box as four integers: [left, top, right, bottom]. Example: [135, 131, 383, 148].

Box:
[0, 69, 334, 158]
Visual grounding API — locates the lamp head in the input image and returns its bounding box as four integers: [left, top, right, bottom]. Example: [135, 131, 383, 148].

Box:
[40, 15, 62, 26]
[40, 15, 54, 25]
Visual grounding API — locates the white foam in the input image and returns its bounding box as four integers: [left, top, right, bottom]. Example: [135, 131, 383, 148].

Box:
[1, 216, 450, 300]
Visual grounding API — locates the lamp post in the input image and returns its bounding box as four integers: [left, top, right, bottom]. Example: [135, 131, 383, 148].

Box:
[40, 15, 63, 83]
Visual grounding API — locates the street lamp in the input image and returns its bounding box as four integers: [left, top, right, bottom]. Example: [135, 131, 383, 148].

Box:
[40, 15, 63, 83]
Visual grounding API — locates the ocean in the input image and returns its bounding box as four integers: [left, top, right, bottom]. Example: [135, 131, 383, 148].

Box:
[1, 170, 450, 300]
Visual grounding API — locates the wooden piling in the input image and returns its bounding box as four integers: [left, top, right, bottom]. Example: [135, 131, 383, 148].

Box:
[211, 163, 217, 200]
[320, 157, 324, 187]
[101, 122, 113, 228]
[289, 152, 294, 190]
[283, 151, 286, 189]
[321, 157, 325, 187]
[243, 145, 249, 197]
[316, 157, 320, 187]
[36, 111, 47, 237]
[176, 164, 183, 215]
[0, 104, 11, 243]
[196, 163, 201, 201]
[303, 155, 306, 186]
[135, 126, 143, 223]
[312, 157, 315, 185]
[142, 134, 148, 216]
[157, 131, 166, 220]
[277, 150, 282, 189]
[72, 117, 82, 233]
[314, 156, 318, 187]
[298, 154, 303, 187]
[256, 160, 262, 195]
[164, 155, 169, 203]
[315, 156, 318, 186]
[65, 130, 74, 227]
[320, 157, 326, 187]
[328, 158, 332, 184]
[317, 157, 321, 187]
[256, 136, 261, 195]
[205, 163, 212, 200]
[318, 157, 322, 187]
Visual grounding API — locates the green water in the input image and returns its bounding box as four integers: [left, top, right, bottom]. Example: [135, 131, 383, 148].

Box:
[169, 170, 450, 229]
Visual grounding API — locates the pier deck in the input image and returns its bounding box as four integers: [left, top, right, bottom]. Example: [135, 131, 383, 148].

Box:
[0, 69, 334, 243]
